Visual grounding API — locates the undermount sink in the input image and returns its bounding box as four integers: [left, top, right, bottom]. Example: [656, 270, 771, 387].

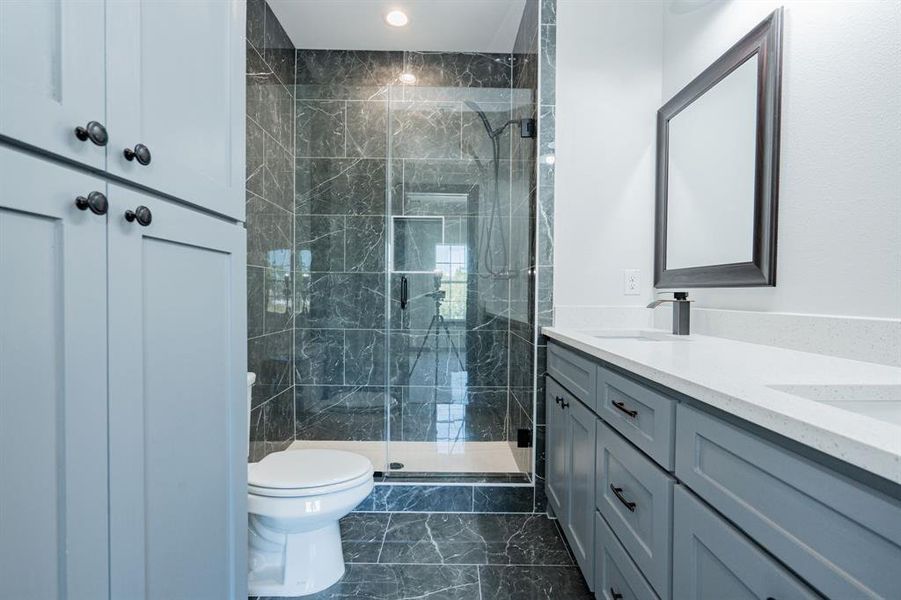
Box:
[769, 384, 901, 426]
[589, 329, 691, 342]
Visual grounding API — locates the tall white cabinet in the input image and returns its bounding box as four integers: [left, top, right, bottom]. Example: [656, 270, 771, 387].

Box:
[0, 147, 111, 600]
[106, 0, 245, 219]
[0, 1, 248, 598]
[0, 0, 245, 220]
[0, 0, 107, 169]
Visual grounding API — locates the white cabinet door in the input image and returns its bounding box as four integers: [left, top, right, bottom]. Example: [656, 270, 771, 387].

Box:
[107, 185, 247, 599]
[105, 0, 245, 220]
[0, 0, 107, 169]
[0, 146, 110, 599]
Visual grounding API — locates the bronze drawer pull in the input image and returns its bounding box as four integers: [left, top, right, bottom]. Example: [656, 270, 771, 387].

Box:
[610, 484, 637, 512]
[612, 400, 638, 418]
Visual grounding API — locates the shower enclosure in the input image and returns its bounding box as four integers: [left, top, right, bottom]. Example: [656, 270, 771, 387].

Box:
[293, 46, 539, 480]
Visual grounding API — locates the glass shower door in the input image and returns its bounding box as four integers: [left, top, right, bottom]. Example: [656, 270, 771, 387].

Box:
[384, 67, 533, 477]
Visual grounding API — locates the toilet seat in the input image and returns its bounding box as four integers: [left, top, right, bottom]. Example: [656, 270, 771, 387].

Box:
[248, 449, 373, 498]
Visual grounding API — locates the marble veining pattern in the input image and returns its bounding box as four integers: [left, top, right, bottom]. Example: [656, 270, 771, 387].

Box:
[249, 513, 590, 599]
[247, 0, 297, 463]
[291, 1, 554, 476]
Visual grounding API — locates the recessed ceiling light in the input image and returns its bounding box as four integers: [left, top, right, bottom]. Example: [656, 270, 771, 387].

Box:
[385, 9, 409, 27]
[399, 72, 416, 84]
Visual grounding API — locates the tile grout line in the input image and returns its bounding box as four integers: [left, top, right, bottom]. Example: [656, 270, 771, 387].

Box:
[375, 512, 392, 564]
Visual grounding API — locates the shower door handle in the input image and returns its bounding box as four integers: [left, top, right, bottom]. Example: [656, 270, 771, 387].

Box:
[400, 275, 408, 310]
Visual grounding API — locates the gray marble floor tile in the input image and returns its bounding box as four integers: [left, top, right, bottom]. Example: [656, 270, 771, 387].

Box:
[478, 565, 591, 599]
[358, 485, 474, 513]
[340, 513, 390, 563]
[379, 514, 573, 566]
[253, 563, 479, 600]
[472, 486, 535, 513]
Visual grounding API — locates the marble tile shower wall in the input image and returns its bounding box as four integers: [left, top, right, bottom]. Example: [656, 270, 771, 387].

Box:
[246, 0, 296, 462]
[292, 48, 535, 458]
[507, 0, 556, 505]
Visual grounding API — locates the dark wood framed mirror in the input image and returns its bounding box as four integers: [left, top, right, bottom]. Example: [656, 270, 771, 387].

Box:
[655, 8, 783, 288]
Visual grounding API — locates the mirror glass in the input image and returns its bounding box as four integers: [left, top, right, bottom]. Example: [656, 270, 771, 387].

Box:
[665, 54, 758, 270]
[655, 7, 781, 288]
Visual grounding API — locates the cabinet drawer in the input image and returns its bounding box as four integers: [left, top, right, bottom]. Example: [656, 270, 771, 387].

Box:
[596, 421, 673, 600]
[597, 364, 675, 470]
[595, 511, 659, 600]
[676, 404, 901, 599]
[548, 342, 598, 410]
[673, 486, 819, 600]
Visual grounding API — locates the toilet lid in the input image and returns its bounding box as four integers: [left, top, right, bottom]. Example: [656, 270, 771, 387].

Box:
[248, 449, 372, 490]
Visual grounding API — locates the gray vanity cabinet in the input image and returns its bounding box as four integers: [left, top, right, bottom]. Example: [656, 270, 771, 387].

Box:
[566, 397, 599, 588]
[673, 486, 819, 599]
[545, 340, 901, 600]
[546, 376, 598, 590]
[546, 377, 570, 523]
[676, 404, 901, 599]
[596, 364, 675, 470]
[596, 421, 673, 599]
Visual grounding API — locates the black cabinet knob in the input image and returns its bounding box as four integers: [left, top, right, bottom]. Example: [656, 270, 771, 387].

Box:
[75, 191, 108, 216]
[610, 589, 624, 600]
[555, 396, 563, 406]
[125, 205, 152, 226]
[74, 121, 108, 146]
[123, 143, 151, 165]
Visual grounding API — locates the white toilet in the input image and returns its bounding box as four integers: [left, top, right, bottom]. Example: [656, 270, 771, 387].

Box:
[246, 373, 374, 597]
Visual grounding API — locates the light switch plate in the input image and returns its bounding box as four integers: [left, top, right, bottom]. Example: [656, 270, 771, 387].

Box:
[623, 269, 641, 295]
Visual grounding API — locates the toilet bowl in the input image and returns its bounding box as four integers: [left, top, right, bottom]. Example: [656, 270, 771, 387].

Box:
[246, 373, 374, 596]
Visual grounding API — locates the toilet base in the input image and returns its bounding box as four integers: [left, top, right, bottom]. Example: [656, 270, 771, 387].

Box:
[248, 518, 346, 596]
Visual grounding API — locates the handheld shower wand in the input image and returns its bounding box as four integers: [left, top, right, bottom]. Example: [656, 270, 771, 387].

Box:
[464, 101, 535, 279]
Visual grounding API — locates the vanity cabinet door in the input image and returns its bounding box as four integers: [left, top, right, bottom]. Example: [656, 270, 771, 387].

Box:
[0, 147, 110, 599]
[673, 486, 819, 600]
[107, 186, 247, 599]
[546, 376, 570, 523]
[105, 0, 245, 220]
[565, 397, 598, 590]
[0, 0, 107, 169]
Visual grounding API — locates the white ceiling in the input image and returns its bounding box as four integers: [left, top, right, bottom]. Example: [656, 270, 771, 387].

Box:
[268, 0, 527, 53]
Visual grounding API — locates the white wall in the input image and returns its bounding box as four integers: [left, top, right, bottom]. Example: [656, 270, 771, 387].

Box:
[555, 0, 901, 321]
[554, 0, 663, 310]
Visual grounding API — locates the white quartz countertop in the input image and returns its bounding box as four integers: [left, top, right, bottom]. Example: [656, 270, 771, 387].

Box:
[542, 326, 901, 485]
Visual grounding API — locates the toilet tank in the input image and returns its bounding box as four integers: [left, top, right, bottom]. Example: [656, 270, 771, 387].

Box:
[246, 372, 256, 458]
